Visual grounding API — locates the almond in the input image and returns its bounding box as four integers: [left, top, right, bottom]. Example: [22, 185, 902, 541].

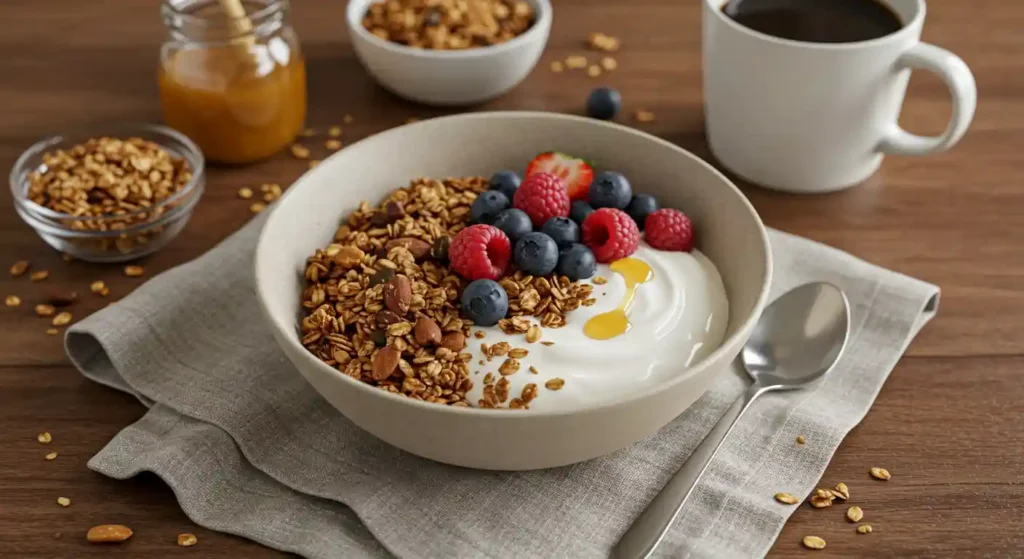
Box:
[372, 346, 401, 380]
[440, 332, 465, 352]
[386, 237, 431, 259]
[414, 316, 442, 345]
[332, 245, 365, 269]
[86, 524, 133, 543]
[383, 275, 412, 314]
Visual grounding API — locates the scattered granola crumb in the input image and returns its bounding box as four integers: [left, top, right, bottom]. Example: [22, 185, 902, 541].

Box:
[45, 452, 58, 460]
[86, 524, 133, 544]
[846, 505, 864, 522]
[30, 270, 50, 282]
[238, 187, 254, 199]
[250, 203, 266, 214]
[325, 139, 342, 151]
[5, 295, 21, 307]
[309, 160, 321, 169]
[499, 357, 520, 376]
[634, 109, 656, 123]
[587, 65, 602, 78]
[833, 482, 850, 500]
[328, 126, 342, 137]
[801, 536, 826, 550]
[90, 281, 106, 294]
[57, 497, 71, 507]
[545, 378, 565, 390]
[35, 304, 56, 317]
[525, 325, 541, 343]
[565, 55, 588, 69]
[177, 533, 198, 547]
[290, 144, 311, 159]
[300, 128, 316, 137]
[809, 488, 835, 508]
[508, 348, 529, 359]
[474, 331, 485, 339]
[774, 492, 798, 505]
[796, 435, 807, 445]
[586, 31, 620, 52]
[550, 60, 564, 73]
[123, 265, 144, 277]
[10, 260, 29, 277]
[600, 56, 618, 71]
[46, 328, 59, 336]
[870, 467, 891, 480]
[37, 432, 52, 444]
[52, 312, 72, 327]
[483, 372, 495, 385]
[592, 276, 608, 285]
[856, 524, 872, 534]
[529, 366, 539, 374]
[343, 114, 354, 124]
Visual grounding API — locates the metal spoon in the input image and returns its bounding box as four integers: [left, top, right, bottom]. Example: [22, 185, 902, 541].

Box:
[611, 282, 851, 559]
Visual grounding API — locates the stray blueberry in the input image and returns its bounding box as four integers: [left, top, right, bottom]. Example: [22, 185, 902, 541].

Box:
[557, 244, 597, 281]
[488, 170, 521, 201]
[624, 194, 660, 230]
[586, 87, 622, 121]
[570, 200, 595, 225]
[513, 232, 560, 277]
[470, 190, 510, 224]
[492, 208, 533, 244]
[461, 279, 509, 327]
[541, 217, 580, 249]
[589, 171, 632, 210]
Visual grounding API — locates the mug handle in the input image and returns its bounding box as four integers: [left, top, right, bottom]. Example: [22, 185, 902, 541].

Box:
[880, 42, 977, 156]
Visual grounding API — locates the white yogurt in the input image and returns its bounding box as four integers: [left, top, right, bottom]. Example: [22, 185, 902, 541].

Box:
[465, 243, 729, 411]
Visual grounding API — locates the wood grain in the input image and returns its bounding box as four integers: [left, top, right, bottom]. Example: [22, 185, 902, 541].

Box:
[0, 0, 1022, 557]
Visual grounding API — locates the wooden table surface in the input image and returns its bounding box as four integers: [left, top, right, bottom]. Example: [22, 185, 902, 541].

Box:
[1, 0, 1022, 557]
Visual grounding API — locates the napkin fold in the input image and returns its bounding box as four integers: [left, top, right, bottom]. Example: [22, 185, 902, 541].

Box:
[67, 214, 938, 559]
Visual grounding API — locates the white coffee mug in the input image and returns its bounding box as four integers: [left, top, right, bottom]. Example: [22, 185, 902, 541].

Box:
[702, 0, 977, 193]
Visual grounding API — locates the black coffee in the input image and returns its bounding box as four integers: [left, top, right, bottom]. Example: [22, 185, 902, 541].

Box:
[722, 0, 902, 43]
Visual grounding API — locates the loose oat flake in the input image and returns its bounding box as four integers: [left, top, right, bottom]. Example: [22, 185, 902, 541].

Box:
[857, 524, 872, 534]
[57, 497, 71, 507]
[587, 65, 602, 78]
[870, 467, 891, 480]
[565, 55, 588, 69]
[290, 144, 311, 159]
[326, 139, 342, 151]
[30, 270, 50, 282]
[545, 378, 565, 390]
[846, 505, 864, 522]
[35, 304, 55, 317]
[550, 60, 564, 73]
[774, 492, 798, 505]
[52, 312, 72, 327]
[592, 276, 607, 285]
[10, 260, 29, 277]
[600, 56, 618, 71]
[124, 265, 144, 277]
[46, 328, 59, 336]
[238, 187, 254, 199]
[796, 435, 807, 445]
[178, 533, 198, 547]
[250, 202, 266, 214]
[833, 482, 850, 500]
[5, 295, 20, 307]
[328, 126, 342, 137]
[802, 536, 826, 550]
[86, 524, 133, 544]
[38, 432, 52, 443]
[90, 280, 107, 294]
[45, 452, 58, 460]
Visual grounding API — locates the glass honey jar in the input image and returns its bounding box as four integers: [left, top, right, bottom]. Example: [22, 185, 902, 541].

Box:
[159, 0, 307, 165]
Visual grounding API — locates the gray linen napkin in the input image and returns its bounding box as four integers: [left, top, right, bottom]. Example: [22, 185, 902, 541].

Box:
[66, 213, 938, 559]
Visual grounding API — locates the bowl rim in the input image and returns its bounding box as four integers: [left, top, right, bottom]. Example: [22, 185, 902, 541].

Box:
[345, 0, 552, 60]
[255, 111, 773, 418]
[9, 122, 206, 227]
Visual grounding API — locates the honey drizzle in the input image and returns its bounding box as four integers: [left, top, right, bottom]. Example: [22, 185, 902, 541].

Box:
[583, 257, 653, 340]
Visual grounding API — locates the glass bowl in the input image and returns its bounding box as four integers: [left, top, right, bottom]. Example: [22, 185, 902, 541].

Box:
[9, 123, 205, 263]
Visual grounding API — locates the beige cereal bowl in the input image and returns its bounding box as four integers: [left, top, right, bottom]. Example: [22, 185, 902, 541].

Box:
[255, 112, 772, 471]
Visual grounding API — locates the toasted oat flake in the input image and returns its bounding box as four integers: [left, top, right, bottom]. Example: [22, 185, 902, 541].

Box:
[474, 331, 485, 339]
[498, 358, 520, 376]
[870, 467, 891, 480]
[123, 265, 143, 277]
[46, 328, 59, 335]
[600, 56, 618, 71]
[587, 65, 602, 78]
[540, 341, 554, 346]
[10, 260, 29, 277]
[833, 482, 850, 500]
[634, 109, 656, 123]
[177, 533, 198, 547]
[490, 342, 511, 356]
[802, 536, 826, 550]
[52, 312, 72, 327]
[5, 295, 21, 307]
[250, 202, 266, 214]
[528, 366, 538, 374]
[30, 270, 50, 282]
[525, 326, 541, 343]
[86, 524, 133, 543]
[57, 497, 71, 507]
[565, 55, 588, 69]
[326, 139, 342, 150]
[774, 492, 798, 505]
[328, 126, 342, 137]
[857, 524, 872, 534]
[238, 187, 254, 199]
[846, 505, 864, 522]
[37, 432, 52, 444]
[508, 348, 529, 359]
[90, 280, 106, 294]
[796, 435, 807, 445]
[545, 378, 565, 390]
[290, 144, 311, 159]
[35, 304, 56, 317]
[45, 452, 58, 460]
[550, 60, 564, 73]
[586, 31, 620, 52]
[592, 276, 608, 285]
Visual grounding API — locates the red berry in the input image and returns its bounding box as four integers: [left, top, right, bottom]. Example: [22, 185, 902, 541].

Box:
[513, 172, 571, 227]
[645, 209, 694, 252]
[581, 208, 641, 263]
[448, 224, 511, 280]
[525, 152, 595, 202]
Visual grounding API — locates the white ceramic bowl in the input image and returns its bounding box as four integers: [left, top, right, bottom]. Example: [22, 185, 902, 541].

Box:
[346, 0, 551, 106]
[255, 112, 772, 470]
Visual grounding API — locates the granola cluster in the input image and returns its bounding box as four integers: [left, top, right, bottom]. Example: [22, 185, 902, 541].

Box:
[362, 0, 535, 50]
[298, 176, 591, 407]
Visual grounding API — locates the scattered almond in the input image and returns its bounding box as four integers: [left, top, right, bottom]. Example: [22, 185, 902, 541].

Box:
[10, 260, 29, 277]
[846, 506, 864, 523]
[774, 492, 799, 505]
[414, 316, 442, 346]
[177, 533, 198, 547]
[30, 270, 50, 282]
[372, 346, 401, 380]
[5, 295, 21, 307]
[440, 332, 465, 352]
[35, 304, 56, 317]
[856, 524, 872, 534]
[123, 265, 144, 277]
[86, 524, 133, 544]
[57, 497, 71, 507]
[37, 432, 52, 444]
[801, 536, 826, 550]
[383, 275, 412, 314]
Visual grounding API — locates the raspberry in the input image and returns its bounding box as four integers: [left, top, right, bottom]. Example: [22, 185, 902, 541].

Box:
[513, 172, 571, 227]
[581, 208, 640, 263]
[644, 208, 694, 252]
[448, 224, 511, 280]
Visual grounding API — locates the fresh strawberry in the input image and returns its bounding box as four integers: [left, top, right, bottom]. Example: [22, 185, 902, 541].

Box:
[525, 152, 594, 202]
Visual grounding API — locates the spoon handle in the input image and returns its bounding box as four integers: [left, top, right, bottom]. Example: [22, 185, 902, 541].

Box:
[611, 384, 769, 559]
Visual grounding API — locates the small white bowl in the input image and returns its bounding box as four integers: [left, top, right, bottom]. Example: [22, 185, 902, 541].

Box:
[255, 112, 772, 470]
[346, 0, 551, 106]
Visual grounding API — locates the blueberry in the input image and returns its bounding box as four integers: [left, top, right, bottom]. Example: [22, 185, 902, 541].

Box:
[492, 208, 533, 243]
[461, 279, 509, 327]
[586, 87, 622, 121]
[589, 171, 632, 209]
[488, 170, 521, 200]
[513, 232, 560, 276]
[470, 190, 510, 224]
[541, 217, 580, 249]
[624, 194, 659, 230]
[570, 201, 595, 225]
[557, 244, 597, 281]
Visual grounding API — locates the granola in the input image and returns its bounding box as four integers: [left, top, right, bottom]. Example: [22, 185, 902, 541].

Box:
[362, 0, 535, 50]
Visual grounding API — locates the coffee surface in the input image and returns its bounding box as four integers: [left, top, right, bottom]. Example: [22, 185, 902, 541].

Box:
[722, 0, 903, 43]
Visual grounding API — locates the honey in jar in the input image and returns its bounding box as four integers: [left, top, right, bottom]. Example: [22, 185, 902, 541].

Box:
[159, 0, 306, 165]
